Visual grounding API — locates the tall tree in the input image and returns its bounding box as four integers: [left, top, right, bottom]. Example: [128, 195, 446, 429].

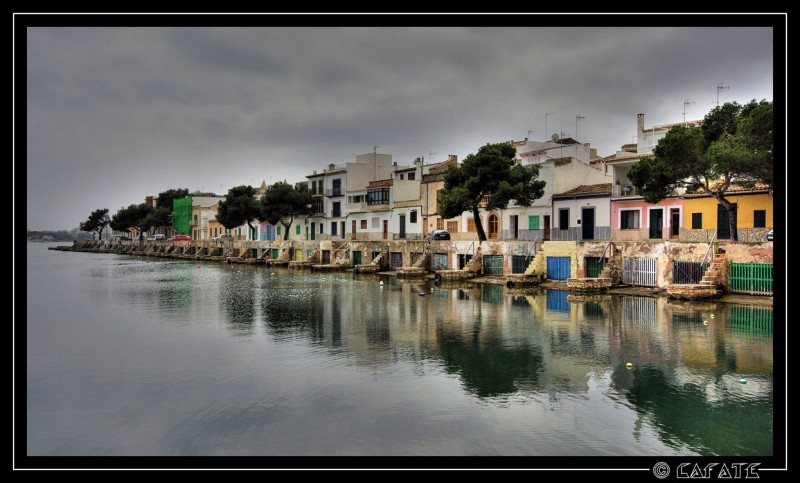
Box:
[260, 182, 312, 241]
[110, 203, 153, 239]
[628, 100, 773, 241]
[438, 142, 546, 241]
[145, 207, 172, 235]
[156, 188, 190, 210]
[78, 208, 110, 240]
[216, 185, 260, 239]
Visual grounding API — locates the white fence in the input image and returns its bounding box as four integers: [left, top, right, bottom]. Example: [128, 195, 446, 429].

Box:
[622, 257, 657, 286]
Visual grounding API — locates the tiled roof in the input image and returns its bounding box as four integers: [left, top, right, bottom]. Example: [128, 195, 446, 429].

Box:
[650, 119, 703, 130]
[599, 152, 654, 163]
[553, 183, 612, 198]
[684, 180, 771, 196]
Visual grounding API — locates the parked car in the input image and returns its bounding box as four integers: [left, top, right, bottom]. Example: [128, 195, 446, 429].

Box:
[148, 234, 166, 241]
[767, 229, 773, 241]
[112, 235, 132, 241]
[212, 233, 234, 242]
[428, 229, 451, 240]
[168, 235, 192, 242]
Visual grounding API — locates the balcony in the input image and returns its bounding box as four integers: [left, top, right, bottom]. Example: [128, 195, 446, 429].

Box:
[612, 184, 639, 198]
[326, 189, 344, 197]
[346, 201, 367, 212]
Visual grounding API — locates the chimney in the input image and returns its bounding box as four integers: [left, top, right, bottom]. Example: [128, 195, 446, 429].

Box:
[448, 154, 457, 162]
[328, 163, 335, 171]
[637, 113, 645, 141]
[145, 195, 154, 208]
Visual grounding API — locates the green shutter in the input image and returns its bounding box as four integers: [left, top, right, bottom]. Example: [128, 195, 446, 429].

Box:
[296, 224, 301, 235]
[528, 215, 539, 230]
[277, 226, 281, 235]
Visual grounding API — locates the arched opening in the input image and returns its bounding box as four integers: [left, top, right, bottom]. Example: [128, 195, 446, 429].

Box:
[488, 213, 499, 240]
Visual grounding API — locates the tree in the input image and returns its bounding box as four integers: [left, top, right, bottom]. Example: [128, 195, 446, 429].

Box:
[260, 182, 312, 241]
[438, 142, 546, 241]
[145, 207, 172, 235]
[78, 208, 110, 240]
[628, 100, 773, 241]
[110, 203, 153, 239]
[216, 185, 260, 239]
[156, 188, 190, 211]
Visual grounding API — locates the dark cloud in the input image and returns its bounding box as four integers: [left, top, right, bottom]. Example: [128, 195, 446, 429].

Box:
[26, 26, 775, 230]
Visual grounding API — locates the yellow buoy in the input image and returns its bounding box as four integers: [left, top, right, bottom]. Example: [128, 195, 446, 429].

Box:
[710, 314, 715, 319]
[626, 362, 633, 369]
[703, 320, 708, 325]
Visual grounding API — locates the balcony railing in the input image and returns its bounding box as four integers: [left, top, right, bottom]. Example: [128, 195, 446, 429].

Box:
[612, 185, 639, 197]
[326, 189, 343, 197]
[346, 202, 367, 212]
[332, 210, 341, 218]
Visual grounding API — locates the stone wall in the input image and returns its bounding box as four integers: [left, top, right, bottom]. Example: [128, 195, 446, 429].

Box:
[681, 228, 770, 243]
[725, 242, 774, 264]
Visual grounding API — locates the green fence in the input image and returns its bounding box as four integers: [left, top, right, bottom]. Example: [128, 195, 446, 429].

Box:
[728, 262, 773, 295]
[728, 305, 773, 335]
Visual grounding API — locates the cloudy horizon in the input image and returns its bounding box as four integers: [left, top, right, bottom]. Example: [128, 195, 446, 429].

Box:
[25, 25, 775, 231]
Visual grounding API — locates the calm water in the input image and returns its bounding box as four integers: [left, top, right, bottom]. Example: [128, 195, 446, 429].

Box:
[26, 242, 773, 456]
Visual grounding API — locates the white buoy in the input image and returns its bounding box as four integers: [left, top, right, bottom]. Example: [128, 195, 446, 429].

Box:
[379, 280, 384, 285]
[271, 272, 275, 276]
[419, 292, 425, 296]
[739, 378, 747, 384]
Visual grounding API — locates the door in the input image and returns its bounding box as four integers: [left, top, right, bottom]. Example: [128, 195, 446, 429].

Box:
[294, 249, 302, 261]
[383, 220, 388, 240]
[352, 251, 362, 265]
[432, 253, 448, 270]
[670, 208, 680, 238]
[488, 213, 499, 239]
[482, 255, 504, 275]
[510, 215, 518, 239]
[649, 209, 663, 239]
[271, 248, 279, 259]
[511, 255, 528, 274]
[581, 207, 595, 240]
[399, 215, 406, 239]
[340, 222, 345, 239]
[546, 256, 571, 280]
[322, 250, 331, 264]
[352, 220, 357, 237]
[310, 222, 315, 241]
[717, 203, 735, 239]
[391, 252, 403, 269]
[458, 254, 473, 270]
[543, 215, 551, 240]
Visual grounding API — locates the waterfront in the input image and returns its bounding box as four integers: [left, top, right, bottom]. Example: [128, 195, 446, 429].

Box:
[26, 242, 773, 456]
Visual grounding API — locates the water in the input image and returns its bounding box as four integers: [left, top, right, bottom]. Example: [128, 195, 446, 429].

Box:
[26, 242, 773, 456]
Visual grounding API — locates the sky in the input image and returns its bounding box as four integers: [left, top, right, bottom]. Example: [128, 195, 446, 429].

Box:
[25, 24, 775, 231]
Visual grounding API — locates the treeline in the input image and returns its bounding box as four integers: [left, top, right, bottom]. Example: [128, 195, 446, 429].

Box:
[27, 230, 93, 241]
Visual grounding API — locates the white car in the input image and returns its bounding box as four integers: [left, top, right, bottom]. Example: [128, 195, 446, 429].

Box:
[212, 233, 234, 242]
[148, 234, 166, 241]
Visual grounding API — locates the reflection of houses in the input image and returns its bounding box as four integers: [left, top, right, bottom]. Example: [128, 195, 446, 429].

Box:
[681, 184, 773, 242]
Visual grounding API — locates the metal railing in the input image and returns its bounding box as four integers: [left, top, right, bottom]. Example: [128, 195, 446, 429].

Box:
[599, 231, 617, 273]
[699, 229, 718, 267]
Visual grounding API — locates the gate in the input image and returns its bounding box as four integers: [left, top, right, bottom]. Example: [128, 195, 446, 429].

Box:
[546, 256, 570, 280]
[728, 262, 773, 295]
[432, 253, 448, 271]
[728, 304, 773, 335]
[482, 255, 504, 275]
[585, 257, 607, 278]
[391, 252, 403, 269]
[672, 261, 708, 284]
[622, 258, 657, 286]
[623, 296, 656, 326]
[511, 255, 528, 274]
[352, 251, 362, 266]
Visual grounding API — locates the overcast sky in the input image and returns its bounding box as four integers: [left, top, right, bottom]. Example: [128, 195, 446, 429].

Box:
[25, 25, 774, 231]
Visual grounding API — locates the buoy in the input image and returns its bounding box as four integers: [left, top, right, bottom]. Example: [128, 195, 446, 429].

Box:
[379, 281, 384, 285]
[710, 314, 715, 319]
[703, 320, 708, 325]
[419, 292, 425, 296]
[739, 378, 747, 384]
[271, 272, 275, 276]
[430, 287, 434, 291]
[626, 362, 633, 369]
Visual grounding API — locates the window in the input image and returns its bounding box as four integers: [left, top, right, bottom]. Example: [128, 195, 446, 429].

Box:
[620, 210, 640, 229]
[312, 199, 323, 214]
[437, 219, 444, 230]
[277, 226, 281, 236]
[331, 222, 338, 236]
[467, 218, 476, 232]
[193, 215, 198, 225]
[372, 217, 379, 228]
[296, 224, 301, 235]
[367, 188, 390, 205]
[410, 211, 417, 223]
[360, 219, 367, 229]
[408, 172, 415, 181]
[559, 209, 569, 230]
[399, 174, 404, 180]
[754, 210, 766, 228]
[691, 213, 702, 229]
[311, 181, 316, 195]
[320, 223, 323, 233]
[447, 221, 458, 233]
[332, 178, 342, 196]
[332, 202, 341, 217]
[528, 215, 540, 230]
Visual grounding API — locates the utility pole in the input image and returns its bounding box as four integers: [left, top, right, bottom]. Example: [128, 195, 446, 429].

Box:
[373, 145, 379, 180]
[545, 112, 556, 140]
[683, 98, 695, 125]
[575, 114, 585, 141]
[716, 82, 729, 107]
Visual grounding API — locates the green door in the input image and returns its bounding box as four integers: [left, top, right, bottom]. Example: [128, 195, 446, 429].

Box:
[272, 248, 279, 259]
[482, 255, 504, 275]
[353, 251, 362, 265]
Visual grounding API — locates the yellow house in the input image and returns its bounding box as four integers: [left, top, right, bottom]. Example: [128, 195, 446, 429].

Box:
[420, 155, 461, 237]
[681, 187, 772, 242]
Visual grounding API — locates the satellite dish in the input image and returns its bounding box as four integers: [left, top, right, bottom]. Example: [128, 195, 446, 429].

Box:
[551, 133, 560, 142]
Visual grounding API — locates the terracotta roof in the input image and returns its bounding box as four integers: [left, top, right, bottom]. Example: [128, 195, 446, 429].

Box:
[599, 152, 654, 163]
[650, 119, 703, 130]
[553, 183, 612, 198]
[684, 180, 771, 196]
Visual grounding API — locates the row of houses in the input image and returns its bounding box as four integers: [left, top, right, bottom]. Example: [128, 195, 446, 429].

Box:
[130, 112, 772, 243]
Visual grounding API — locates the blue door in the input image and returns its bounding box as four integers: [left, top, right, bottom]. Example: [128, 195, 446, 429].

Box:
[546, 256, 571, 280]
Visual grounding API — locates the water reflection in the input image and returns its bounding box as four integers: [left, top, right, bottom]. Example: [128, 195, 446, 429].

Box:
[40, 251, 773, 456]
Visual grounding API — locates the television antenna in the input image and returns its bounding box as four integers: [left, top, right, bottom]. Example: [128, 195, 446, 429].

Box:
[716, 83, 730, 107]
[545, 112, 557, 141]
[682, 98, 695, 124]
[575, 114, 585, 141]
